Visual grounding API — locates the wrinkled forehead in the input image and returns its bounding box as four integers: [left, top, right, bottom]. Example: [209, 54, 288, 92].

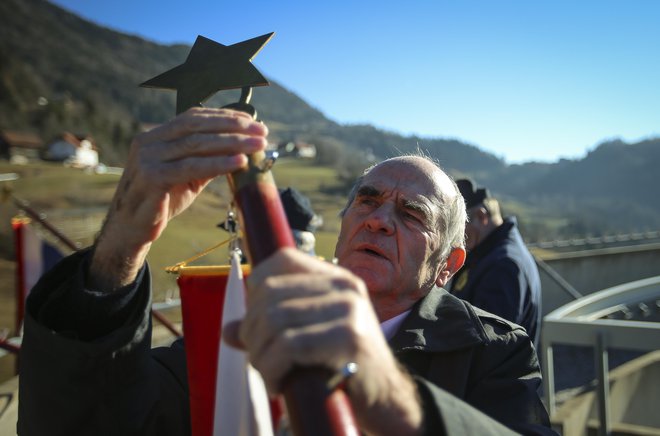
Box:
[363, 157, 456, 202]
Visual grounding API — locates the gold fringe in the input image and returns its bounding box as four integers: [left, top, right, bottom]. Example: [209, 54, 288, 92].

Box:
[165, 237, 235, 274]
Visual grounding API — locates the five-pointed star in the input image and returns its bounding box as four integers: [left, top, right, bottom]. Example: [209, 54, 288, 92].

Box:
[141, 32, 274, 114]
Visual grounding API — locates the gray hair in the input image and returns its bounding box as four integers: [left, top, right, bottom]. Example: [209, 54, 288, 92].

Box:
[340, 154, 466, 260]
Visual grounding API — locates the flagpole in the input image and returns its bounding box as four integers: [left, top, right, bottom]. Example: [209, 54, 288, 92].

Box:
[140, 31, 360, 435]
[227, 150, 359, 436]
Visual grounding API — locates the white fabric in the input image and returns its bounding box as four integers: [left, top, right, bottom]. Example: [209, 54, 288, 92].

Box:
[214, 251, 273, 436]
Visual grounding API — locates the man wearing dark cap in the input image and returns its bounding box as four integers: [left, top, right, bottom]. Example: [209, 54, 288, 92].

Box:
[220, 187, 321, 258]
[279, 187, 321, 255]
[451, 179, 542, 348]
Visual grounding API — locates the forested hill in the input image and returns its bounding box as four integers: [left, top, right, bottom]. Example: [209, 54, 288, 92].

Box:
[0, 0, 332, 162]
[0, 0, 500, 172]
[1, 0, 659, 238]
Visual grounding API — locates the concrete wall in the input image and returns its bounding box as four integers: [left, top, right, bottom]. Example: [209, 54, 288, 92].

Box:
[538, 243, 660, 316]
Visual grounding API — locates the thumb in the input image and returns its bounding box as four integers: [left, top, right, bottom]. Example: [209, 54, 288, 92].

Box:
[222, 320, 245, 350]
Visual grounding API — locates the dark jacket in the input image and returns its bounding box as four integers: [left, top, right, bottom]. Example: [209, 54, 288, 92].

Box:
[450, 216, 542, 347]
[394, 287, 553, 435]
[18, 251, 190, 436]
[18, 250, 553, 435]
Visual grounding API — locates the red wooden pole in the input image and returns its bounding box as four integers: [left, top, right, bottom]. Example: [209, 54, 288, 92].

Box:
[228, 150, 359, 436]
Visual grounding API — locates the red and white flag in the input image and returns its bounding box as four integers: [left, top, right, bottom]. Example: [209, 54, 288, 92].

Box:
[178, 251, 274, 436]
[214, 251, 273, 436]
[12, 217, 64, 333]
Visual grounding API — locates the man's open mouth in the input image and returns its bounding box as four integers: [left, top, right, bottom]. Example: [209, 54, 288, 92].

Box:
[359, 246, 388, 260]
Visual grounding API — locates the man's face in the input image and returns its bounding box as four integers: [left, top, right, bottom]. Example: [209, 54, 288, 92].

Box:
[464, 210, 480, 251]
[334, 157, 455, 319]
[464, 207, 485, 251]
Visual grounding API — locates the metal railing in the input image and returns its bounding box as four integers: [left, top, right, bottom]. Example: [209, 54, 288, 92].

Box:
[542, 275, 660, 436]
[528, 230, 660, 250]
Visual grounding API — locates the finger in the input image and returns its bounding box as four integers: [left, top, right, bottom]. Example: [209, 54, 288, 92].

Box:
[128, 152, 249, 192]
[250, 248, 335, 281]
[151, 132, 267, 163]
[139, 107, 267, 144]
[146, 107, 261, 141]
[157, 154, 249, 184]
[248, 249, 366, 298]
[250, 319, 358, 394]
[222, 320, 245, 350]
[247, 269, 362, 307]
[259, 293, 355, 331]
[240, 291, 357, 366]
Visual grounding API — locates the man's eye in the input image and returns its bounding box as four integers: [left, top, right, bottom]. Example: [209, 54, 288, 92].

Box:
[358, 197, 378, 206]
[404, 211, 421, 222]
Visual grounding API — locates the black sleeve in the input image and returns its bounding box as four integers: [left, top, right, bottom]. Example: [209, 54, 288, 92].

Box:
[25, 248, 146, 341]
[414, 376, 519, 435]
[17, 250, 190, 436]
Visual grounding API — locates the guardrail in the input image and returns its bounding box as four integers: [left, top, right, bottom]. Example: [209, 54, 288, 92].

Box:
[529, 230, 660, 250]
[542, 275, 660, 436]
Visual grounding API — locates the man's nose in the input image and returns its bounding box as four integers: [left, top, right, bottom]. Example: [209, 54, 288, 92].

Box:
[365, 205, 395, 234]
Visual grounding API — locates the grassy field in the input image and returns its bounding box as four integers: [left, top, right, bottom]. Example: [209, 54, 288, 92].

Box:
[0, 158, 350, 384]
[0, 158, 566, 384]
[0, 158, 566, 302]
[0, 159, 349, 302]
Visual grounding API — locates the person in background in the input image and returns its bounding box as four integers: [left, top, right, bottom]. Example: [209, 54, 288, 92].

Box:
[278, 187, 321, 255]
[450, 179, 542, 348]
[219, 186, 321, 258]
[18, 108, 554, 435]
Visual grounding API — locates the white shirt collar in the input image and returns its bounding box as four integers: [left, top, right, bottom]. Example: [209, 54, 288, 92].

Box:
[380, 310, 411, 340]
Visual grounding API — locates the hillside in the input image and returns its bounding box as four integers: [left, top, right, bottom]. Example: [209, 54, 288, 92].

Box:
[0, 0, 333, 162]
[480, 138, 660, 238]
[0, 0, 500, 173]
[1, 0, 659, 238]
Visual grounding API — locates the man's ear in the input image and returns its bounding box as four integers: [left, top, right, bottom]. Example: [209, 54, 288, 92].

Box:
[435, 247, 466, 287]
[472, 206, 489, 225]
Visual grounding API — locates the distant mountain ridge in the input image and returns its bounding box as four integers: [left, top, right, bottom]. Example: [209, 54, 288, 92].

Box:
[1, 0, 659, 238]
[0, 0, 503, 170]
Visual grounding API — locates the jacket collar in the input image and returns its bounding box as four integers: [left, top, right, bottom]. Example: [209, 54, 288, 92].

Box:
[389, 287, 485, 353]
[469, 216, 516, 260]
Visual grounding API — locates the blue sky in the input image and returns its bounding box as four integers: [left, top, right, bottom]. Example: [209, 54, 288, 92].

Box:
[50, 0, 660, 163]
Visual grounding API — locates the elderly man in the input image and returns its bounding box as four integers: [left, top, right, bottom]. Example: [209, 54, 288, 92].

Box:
[18, 108, 553, 435]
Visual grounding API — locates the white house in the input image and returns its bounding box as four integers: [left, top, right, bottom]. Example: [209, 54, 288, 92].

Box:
[42, 133, 99, 167]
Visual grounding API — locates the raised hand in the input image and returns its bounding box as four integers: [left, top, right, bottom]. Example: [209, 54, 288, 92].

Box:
[88, 107, 267, 291]
[226, 248, 423, 435]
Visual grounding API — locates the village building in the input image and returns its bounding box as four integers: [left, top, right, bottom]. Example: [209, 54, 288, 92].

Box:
[41, 132, 99, 168]
[275, 141, 317, 159]
[0, 130, 44, 163]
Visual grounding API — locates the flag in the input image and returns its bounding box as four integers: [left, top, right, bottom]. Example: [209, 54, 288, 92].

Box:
[178, 253, 274, 436]
[214, 251, 273, 436]
[12, 217, 65, 333]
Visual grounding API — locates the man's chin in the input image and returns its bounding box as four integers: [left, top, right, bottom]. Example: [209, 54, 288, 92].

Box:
[348, 266, 389, 293]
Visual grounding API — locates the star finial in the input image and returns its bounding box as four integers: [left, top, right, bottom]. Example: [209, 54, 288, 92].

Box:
[141, 32, 274, 114]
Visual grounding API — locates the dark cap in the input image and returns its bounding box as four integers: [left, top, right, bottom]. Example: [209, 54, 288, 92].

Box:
[456, 179, 489, 209]
[218, 187, 319, 233]
[279, 187, 318, 232]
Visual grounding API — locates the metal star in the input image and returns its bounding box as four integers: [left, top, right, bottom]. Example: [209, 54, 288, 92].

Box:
[141, 32, 274, 114]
